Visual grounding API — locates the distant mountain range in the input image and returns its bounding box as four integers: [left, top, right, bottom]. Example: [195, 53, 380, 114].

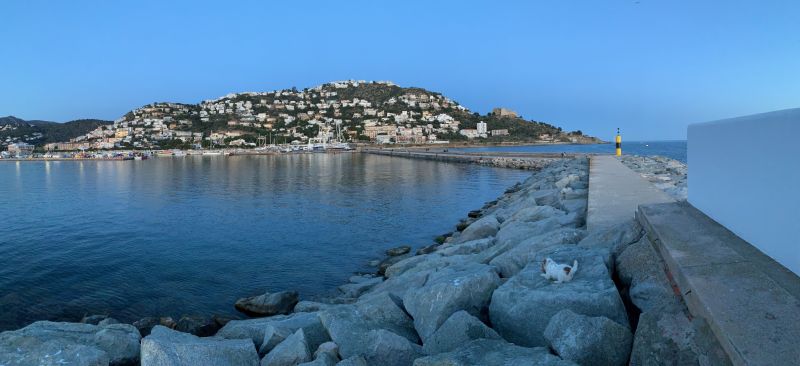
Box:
[0, 116, 111, 146]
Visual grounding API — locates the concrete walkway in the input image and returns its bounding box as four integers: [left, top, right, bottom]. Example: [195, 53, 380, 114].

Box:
[638, 202, 800, 365]
[586, 155, 673, 230]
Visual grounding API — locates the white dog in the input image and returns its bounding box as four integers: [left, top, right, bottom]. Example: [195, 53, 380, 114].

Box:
[541, 257, 578, 283]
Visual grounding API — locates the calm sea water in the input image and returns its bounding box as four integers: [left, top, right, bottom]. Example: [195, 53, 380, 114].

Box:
[456, 141, 687, 163]
[0, 154, 531, 330]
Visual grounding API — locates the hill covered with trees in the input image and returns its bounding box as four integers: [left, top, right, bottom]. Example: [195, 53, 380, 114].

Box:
[4, 81, 599, 150]
[0, 116, 112, 148]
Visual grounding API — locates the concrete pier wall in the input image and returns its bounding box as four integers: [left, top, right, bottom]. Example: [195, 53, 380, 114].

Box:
[688, 108, 800, 275]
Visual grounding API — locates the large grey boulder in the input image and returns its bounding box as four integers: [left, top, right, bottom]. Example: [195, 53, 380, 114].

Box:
[403, 262, 501, 342]
[337, 276, 383, 298]
[489, 228, 586, 278]
[299, 353, 337, 366]
[629, 279, 682, 313]
[544, 310, 632, 366]
[216, 312, 329, 353]
[615, 236, 683, 313]
[373, 254, 480, 300]
[384, 252, 483, 280]
[494, 217, 562, 248]
[490, 248, 627, 347]
[630, 312, 731, 366]
[384, 254, 441, 278]
[559, 198, 587, 216]
[319, 292, 418, 360]
[561, 187, 588, 200]
[367, 265, 434, 300]
[336, 356, 367, 366]
[141, 325, 258, 366]
[416, 243, 443, 255]
[555, 174, 579, 190]
[530, 189, 562, 208]
[578, 219, 643, 259]
[134, 317, 177, 337]
[235, 290, 299, 317]
[567, 174, 588, 190]
[386, 245, 412, 256]
[259, 325, 294, 355]
[294, 301, 332, 313]
[556, 210, 585, 228]
[361, 329, 422, 366]
[175, 315, 220, 337]
[436, 238, 495, 257]
[299, 341, 339, 366]
[615, 236, 663, 285]
[0, 337, 110, 365]
[261, 329, 312, 366]
[452, 215, 499, 244]
[92, 323, 142, 364]
[500, 205, 565, 228]
[212, 315, 238, 329]
[0, 321, 141, 366]
[413, 339, 575, 366]
[347, 274, 376, 284]
[378, 253, 412, 276]
[422, 310, 500, 355]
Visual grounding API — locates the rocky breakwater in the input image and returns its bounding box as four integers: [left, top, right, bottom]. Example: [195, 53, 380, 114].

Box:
[619, 155, 687, 201]
[0, 156, 731, 365]
[364, 149, 554, 170]
[474, 156, 552, 170]
[0, 321, 141, 365]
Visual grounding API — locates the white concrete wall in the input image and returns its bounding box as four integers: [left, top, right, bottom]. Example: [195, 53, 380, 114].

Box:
[688, 108, 800, 276]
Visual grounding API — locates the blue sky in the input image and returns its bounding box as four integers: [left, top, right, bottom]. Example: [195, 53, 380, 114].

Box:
[1, 1, 798, 140]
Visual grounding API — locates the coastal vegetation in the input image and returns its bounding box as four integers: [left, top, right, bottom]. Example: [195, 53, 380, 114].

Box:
[0, 116, 111, 148]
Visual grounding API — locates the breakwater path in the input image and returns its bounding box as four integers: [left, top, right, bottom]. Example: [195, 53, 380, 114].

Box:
[586, 155, 673, 231]
[362, 147, 571, 170]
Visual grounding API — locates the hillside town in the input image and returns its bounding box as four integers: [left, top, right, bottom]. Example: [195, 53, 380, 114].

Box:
[1, 81, 595, 157]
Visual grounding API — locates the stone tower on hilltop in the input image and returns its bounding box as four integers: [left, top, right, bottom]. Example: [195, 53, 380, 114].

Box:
[491, 108, 518, 118]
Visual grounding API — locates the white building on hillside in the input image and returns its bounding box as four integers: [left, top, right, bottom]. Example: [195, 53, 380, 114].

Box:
[460, 129, 479, 139]
[477, 121, 488, 137]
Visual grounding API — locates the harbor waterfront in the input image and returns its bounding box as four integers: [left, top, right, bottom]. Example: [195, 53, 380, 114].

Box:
[0, 140, 688, 163]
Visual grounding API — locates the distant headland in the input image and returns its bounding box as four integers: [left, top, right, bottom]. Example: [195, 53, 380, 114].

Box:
[0, 80, 599, 154]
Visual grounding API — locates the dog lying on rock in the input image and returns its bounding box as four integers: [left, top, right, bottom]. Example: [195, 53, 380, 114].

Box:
[541, 257, 578, 283]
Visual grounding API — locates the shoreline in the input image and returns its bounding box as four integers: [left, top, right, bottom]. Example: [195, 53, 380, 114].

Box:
[0, 149, 592, 164]
[0, 150, 358, 162]
[0, 154, 719, 366]
[0, 141, 606, 162]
